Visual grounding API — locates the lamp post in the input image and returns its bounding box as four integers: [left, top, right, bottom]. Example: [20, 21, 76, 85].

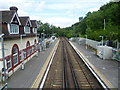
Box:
[20, 34, 26, 45]
[42, 29, 46, 50]
[104, 19, 106, 30]
[20, 34, 26, 70]
[0, 34, 7, 85]
[85, 35, 87, 49]
[99, 36, 104, 46]
[99, 36, 104, 60]
[43, 29, 45, 39]
[40, 33, 43, 51]
[41, 33, 43, 41]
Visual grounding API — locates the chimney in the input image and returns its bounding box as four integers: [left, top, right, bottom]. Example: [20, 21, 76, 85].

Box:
[9, 6, 18, 12]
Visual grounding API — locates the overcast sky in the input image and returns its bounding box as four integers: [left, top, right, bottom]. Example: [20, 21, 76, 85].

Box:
[0, 0, 113, 28]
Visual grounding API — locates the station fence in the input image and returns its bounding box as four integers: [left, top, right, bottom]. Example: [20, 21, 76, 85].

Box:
[70, 37, 120, 61]
[0, 44, 38, 73]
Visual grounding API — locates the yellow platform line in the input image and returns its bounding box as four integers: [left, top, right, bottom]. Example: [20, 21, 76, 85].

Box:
[69, 41, 114, 89]
[31, 40, 59, 88]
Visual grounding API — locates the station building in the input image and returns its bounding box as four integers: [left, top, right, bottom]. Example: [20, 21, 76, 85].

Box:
[0, 6, 38, 77]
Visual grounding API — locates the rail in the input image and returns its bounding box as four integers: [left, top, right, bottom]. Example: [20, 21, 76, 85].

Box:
[39, 37, 107, 89]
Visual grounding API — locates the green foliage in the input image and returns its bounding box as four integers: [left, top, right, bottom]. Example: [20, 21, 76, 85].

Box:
[37, 1, 120, 42]
[85, 2, 120, 41]
[63, 1, 120, 42]
[86, 11, 104, 30]
[37, 20, 61, 37]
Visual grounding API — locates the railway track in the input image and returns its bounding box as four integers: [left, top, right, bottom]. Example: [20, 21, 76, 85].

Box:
[39, 37, 106, 89]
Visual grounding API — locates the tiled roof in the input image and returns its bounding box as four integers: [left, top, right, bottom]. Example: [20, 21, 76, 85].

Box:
[31, 20, 37, 28]
[0, 10, 15, 23]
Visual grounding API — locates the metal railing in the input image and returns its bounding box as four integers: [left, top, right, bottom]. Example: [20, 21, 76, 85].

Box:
[70, 37, 120, 61]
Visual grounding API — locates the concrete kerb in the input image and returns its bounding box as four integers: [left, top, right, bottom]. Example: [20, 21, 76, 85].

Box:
[69, 41, 114, 89]
[31, 39, 60, 88]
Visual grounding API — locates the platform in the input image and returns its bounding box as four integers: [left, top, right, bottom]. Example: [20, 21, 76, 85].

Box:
[70, 41, 119, 89]
[7, 39, 59, 88]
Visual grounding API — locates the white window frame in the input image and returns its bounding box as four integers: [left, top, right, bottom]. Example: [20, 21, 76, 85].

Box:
[7, 59, 12, 70]
[8, 24, 19, 34]
[24, 26, 30, 33]
[13, 53, 18, 65]
[32, 28, 37, 33]
[20, 51, 25, 61]
[24, 51, 26, 58]
[19, 51, 22, 61]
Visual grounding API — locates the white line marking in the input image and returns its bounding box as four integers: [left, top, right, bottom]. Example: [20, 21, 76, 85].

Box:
[69, 41, 108, 89]
[39, 40, 59, 88]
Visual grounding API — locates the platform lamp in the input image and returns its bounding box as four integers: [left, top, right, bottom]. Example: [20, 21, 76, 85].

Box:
[20, 34, 26, 70]
[43, 29, 45, 39]
[99, 36, 104, 60]
[99, 36, 104, 46]
[0, 33, 7, 87]
[20, 34, 26, 44]
[40, 29, 44, 40]
[104, 19, 106, 30]
[85, 35, 87, 49]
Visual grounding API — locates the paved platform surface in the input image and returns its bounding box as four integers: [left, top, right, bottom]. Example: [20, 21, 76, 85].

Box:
[7, 40, 58, 88]
[71, 41, 119, 89]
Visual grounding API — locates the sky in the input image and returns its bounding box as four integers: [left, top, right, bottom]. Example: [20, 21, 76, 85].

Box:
[0, 0, 115, 28]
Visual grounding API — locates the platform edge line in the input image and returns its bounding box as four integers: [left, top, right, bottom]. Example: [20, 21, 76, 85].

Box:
[69, 41, 114, 89]
[31, 39, 59, 88]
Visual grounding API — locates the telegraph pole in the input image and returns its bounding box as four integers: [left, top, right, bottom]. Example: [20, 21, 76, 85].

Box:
[104, 19, 106, 30]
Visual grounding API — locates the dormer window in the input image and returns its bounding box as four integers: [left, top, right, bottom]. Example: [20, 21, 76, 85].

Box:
[24, 20, 31, 34]
[8, 13, 20, 34]
[33, 28, 37, 33]
[24, 26, 30, 33]
[9, 24, 19, 34]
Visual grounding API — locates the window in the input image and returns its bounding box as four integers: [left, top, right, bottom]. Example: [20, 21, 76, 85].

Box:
[12, 45, 19, 65]
[20, 50, 26, 61]
[19, 51, 22, 61]
[6, 58, 12, 69]
[9, 24, 19, 34]
[33, 28, 37, 33]
[19, 51, 24, 61]
[23, 51, 26, 58]
[24, 26, 30, 33]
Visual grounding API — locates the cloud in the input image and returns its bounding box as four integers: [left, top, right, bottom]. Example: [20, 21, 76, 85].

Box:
[110, 0, 120, 2]
[42, 17, 78, 28]
[0, 0, 113, 28]
[29, 14, 79, 28]
[46, 3, 73, 10]
[0, 0, 46, 14]
[34, 1, 46, 11]
[87, 8, 100, 12]
[18, 9, 29, 16]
